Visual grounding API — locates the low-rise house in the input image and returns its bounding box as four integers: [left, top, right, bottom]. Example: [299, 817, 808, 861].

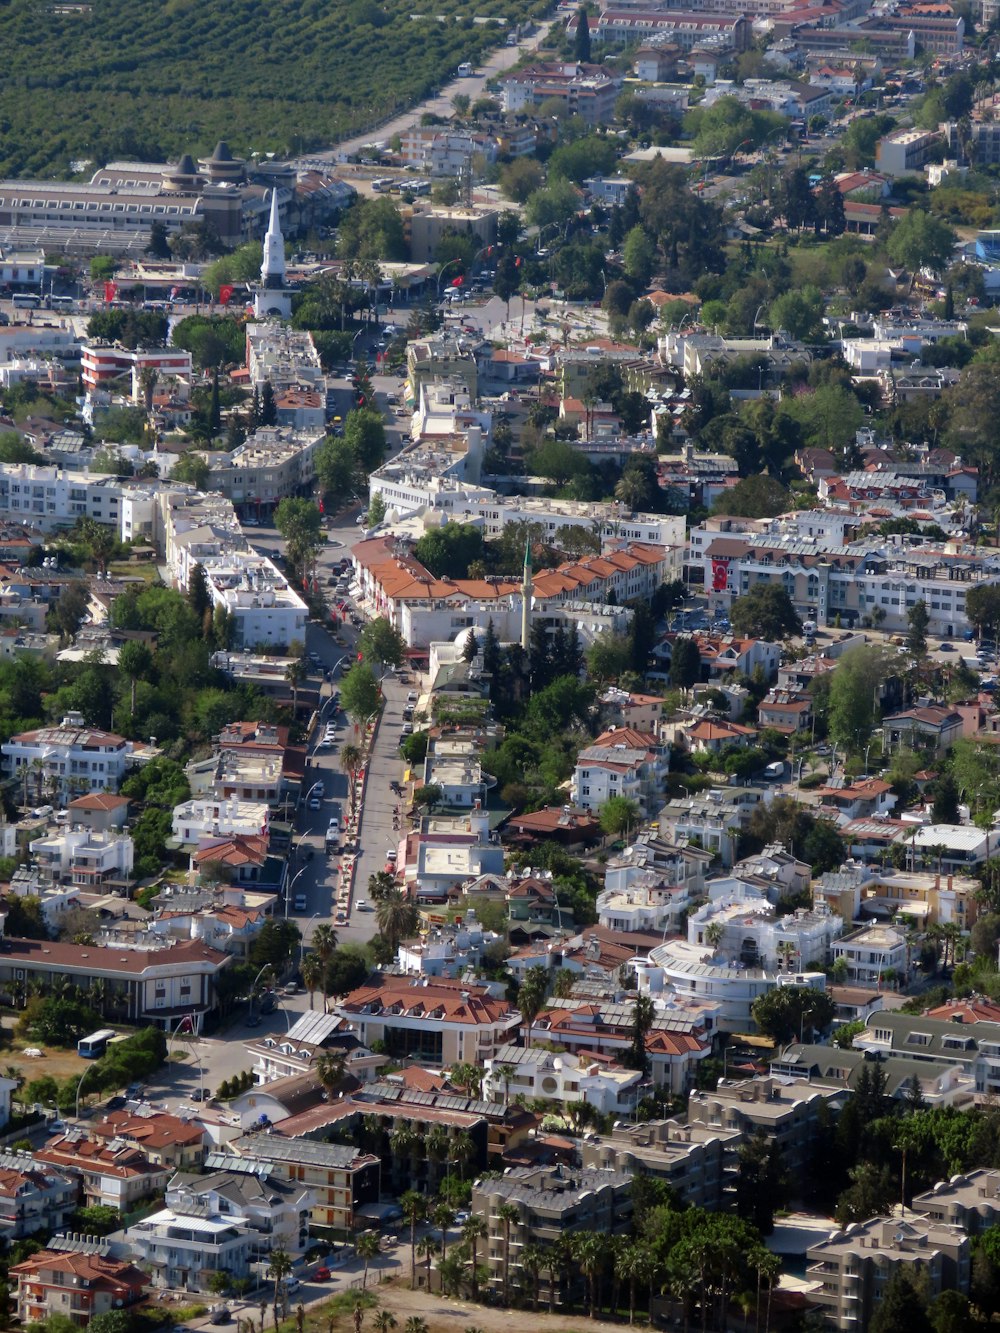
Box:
[12, 1246, 150, 1327]
[771, 1043, 978, 1107]
[28, 828, 134, 892]
[247, 1010, 361, 1085]
[812, 777, 897, 824]
[0, 1152, 76, 1239]
[2, 712, 144, 805]
[166, 1162, 313, 1256]
[686, 885, 841, 972]
[570, 727, 669, 816]
[483, 1044, 647, 1115]
[473, 1166, 633, 1305]
[171, 797, 270, 846]
[598, 835, 711, 935]
[658, 786, 768, 868]
[229, 1071, 327, 1131]
[806, 1216, 969, 1332]
[34, 1135, 170, 1210]
[224, 1139, 380, 1240]
[598, 687, 668, 735]
[502, 806, 601, 849]
[682, 716, 759, 756]
[881, 705, 964, 755]
[89, 1109, 205, 1170]
[397, 909, 501, 978]
[893, 822, 991, 871]
[67, 792, 130, 832]
[815, 863, 979, 929]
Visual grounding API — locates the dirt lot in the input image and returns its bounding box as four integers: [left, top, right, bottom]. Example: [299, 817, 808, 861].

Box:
[374, 1280, 630, 1333]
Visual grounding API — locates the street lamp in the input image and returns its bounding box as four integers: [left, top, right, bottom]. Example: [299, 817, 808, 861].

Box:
[74, 1063, 99, 1121]
[300, 912, 321, 965]
[248, 962, 275, 1021]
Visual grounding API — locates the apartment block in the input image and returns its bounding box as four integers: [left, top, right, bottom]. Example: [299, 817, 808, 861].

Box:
[2, 711, 141, 804]
[0, 1152, 76, 1240]
[166, 1161, 313, 1256]
[581, 1119, 741, 1210]
[687, 1076, 846, 1175]
[224, 1140, 379, 1240]
[807, 1216, 969, 1331]
[473, 1167, 633, 1304]
[29, 827, 134, 891]
[912, 1169, 1000, 1235]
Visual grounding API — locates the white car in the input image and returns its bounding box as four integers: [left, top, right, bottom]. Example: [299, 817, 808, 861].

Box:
[308, 795, 322, 810]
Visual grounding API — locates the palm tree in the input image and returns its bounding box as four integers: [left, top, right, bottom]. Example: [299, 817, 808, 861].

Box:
[266, 1248, 292, 1327]
[356, 1232, 380, 1289]
[573, 1232, 604, 1318]
[497, 1201, 520, 1306]
[285, 658, 308, 716]
[341, 743, 364, 812]
[492, 1063, 514, 1108]
[310, 924, 338, 1012]
[517, 966, 549, 1049]
[704, 922, 724, 952]
[372, 1313, 397, 1333]
[301, 954, 322, 1011]
[461, 1215, 488, 1300]
[400, 1190, 426, 1289]
[404, 1321, 428, 1333]
[521, 1242, 544, 1312]
[426, 1126, 449, 1185]
[314, 1050, 347, 1097]
[616, 1243, 644, 1325]
[451, 1129, 475, 1180]
[433, 1200, 455, 1265]
[418, 1235, 440, 1292]
[375, 887, 417, 955]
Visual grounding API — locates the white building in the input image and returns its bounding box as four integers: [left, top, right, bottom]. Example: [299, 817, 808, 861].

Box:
[28, 827, 134, 891]
[171, 798, 270, 846]
[165, 1162, 312, 1259]
[482, 1044, 646, 1116]
[831, 924, 909, 985]
[570, 727, 670, 817]
[126, 1205, 253, 1292]
[397, 908, 501, 977]
[599, 835, 711, 934]
[3, 712, 140, 805]
[685, 883, 842, 972]
[82, 343, 193, 400]
[203, 428, 324, 510]
[0, 464, 124, 533]
[245, 324, 323, 391]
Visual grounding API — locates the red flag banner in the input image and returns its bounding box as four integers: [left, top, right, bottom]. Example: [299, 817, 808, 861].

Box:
[451, 275, 464, 287]
[219, 284, 234, 305]
[103, 281, 117, 303]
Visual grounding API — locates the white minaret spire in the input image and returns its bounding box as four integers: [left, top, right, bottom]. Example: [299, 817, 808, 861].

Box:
[260, 188, 286, 289]
[520, 536, 532, 653]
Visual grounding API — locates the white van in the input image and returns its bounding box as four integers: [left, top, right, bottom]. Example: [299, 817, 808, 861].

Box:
[457, 61, 473, 75]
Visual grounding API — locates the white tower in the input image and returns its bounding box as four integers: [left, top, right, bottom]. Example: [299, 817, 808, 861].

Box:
[253, 189, 292, 319]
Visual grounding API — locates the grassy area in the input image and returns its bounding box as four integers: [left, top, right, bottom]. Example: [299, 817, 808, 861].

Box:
[109, 560, 160, 582]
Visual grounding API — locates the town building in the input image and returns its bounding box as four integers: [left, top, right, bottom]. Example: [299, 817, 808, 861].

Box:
[2, 711, 142, 804]
[89, 1109, 205, 1170]
[12, 1246, 149, 1327]
[688, 1075, 846, 1175]
[581, 1119, 742, 1211]
[165, 1161, 313, 1257]
[125, 1203, 254, 1293]
[224, 1140, 379, 1240]
[807, 1216, 969, 1331]
[598, 835, 712, 936]
[830, 924, 909, 986]
[912, 1170, 1000, 1235]
[570, 727, 670, 817]
[335, 975, 521, 1065]
[482, 1044, 647, 1116]
[33, 1135, 170, 1210]
[500, 62, 623, 123]
[473, 1166, 633, 1304]
[28, 827, 134, 892]
[0, 1152, 76, 1240]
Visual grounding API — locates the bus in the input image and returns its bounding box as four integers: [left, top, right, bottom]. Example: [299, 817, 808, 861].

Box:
[78, 1028, 116, 1059]
[11, 293, 41, 309]
[48, 295, 76, 312]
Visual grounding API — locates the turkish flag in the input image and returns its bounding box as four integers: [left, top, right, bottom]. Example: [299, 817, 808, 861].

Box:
[219, 285, 234, 305]
[451, 275, 464, 287]
[104, 281, 117, 303]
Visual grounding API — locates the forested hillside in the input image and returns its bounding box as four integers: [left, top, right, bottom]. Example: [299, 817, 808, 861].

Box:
[0, 0, 543, 178]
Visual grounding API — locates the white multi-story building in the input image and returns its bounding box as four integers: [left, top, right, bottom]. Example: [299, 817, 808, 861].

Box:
[28, 827, 134, 890]
[0, 464, 124, 533]
[244, 324, 323, 391]
[202, 427, 324, 511]
[599, 835, 712, 934]
[3, 712, 140, 805]
[165, 1163, 313, 1259]
[482, 1044, 646, 1115]
[81, 343, 193, 400]
[831, 923, 909, 985]
[126, 1205, 253, 1292]
[685, 883, 842, 972]
[570, 726, 670, 817]
[171, 797, 269, 846]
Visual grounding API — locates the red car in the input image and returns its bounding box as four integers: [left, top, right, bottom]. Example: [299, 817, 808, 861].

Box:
[314, 1267, 331, 1282]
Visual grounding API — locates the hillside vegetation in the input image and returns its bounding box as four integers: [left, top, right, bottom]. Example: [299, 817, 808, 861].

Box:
[0, 0, 543, 179]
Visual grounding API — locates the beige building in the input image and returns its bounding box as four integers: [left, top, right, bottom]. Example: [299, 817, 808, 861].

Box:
[335, 975, 520, 1065]
[227, 1138, 379, 1240]
[581, 1118, 742, 1211]
[687, 1076, 846, 1176]
[409, 206, 499, 264]
[912, 1169, 1000, 1235]
[473, 1166, 633, 1305]
[807, 1216, 970, 1331]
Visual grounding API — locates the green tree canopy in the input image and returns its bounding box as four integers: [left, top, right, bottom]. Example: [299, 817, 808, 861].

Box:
[730, 584, 802, 640]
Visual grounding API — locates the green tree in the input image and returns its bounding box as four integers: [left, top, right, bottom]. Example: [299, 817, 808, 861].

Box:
[751, 986, 834, 1044]
[574, 5, 591, 60]
[600, 795, 640, 840]
[340, 661, 381, 723]
[274, 497, 323, 569]
[500, 159, 544, 204]
[730, 584, 802, 640]
[622, 226, 655, 288]
[359, 617, 405, 672]
[907, 598, 930, 659]
[869, 1266, 933, 1333]
[966, 585, 1000, 637]
[711, 473, 791, 519]
[344, 408, 387, 474]
[413, 524, 484, 579]
[768, 285, 824, 341]
[171, 452, 210, 490]
[828, 644, 890, 752]
[735, 1130, 785, 1236]
[887, 210, 957, 275]
[524, 179, 581, 229]
[779, 383, 864, 454]
[670, 636, 702, 688]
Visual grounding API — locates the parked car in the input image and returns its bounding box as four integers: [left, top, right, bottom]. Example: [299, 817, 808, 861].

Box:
[314, 1267, 332, 1282]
